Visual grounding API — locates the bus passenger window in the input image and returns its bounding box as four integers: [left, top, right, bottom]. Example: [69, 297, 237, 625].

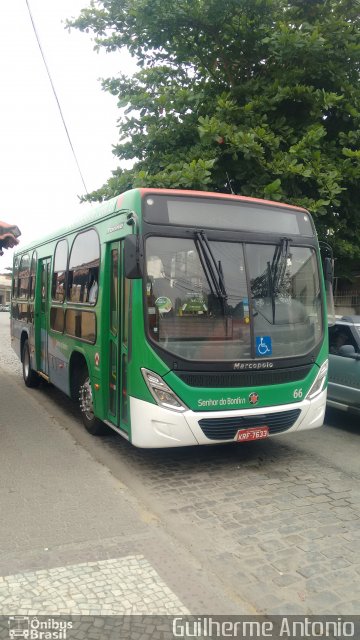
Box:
[18, 254, 30, 299]
[29, 251, 37, 299]
[52, 240, 68, 302]
[50, 306, 65, 333]
[67, 230, 100, 304]
[88, 276, 98, 304]
[65, 309, 96, 343]
[12, 256, 19, 297]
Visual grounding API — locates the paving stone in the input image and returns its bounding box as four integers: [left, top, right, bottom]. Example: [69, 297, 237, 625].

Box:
[297, 563, 328, 579]
[282, 534, 306, 546]
[308, 590, 342, 610]
[0, 556, 189, 615]
[308, 495, 332, 504]
[310, 487, 330, 495]
[331, 499, 355, 508]
[321, 546, 355, 560]
[336, 600, 360, 614]
[270, 602, 311, 614]
[331, 508, 359, 520]
[305, 574, 330, 594]
[328, 557, 352, 571]
[277, 524, 302, 535]
[272, 573, 299, 587]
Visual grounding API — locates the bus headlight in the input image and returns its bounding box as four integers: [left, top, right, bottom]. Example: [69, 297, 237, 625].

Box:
[306, 360, 328, 400]
[141, 368, 187, 412]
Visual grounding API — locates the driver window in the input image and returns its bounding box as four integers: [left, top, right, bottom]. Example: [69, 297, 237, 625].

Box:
[329, 325, 357, 355]
[147, 253, 183, 314]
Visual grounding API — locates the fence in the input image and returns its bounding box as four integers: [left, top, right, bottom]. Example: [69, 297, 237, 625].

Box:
[333, 290, 360, 315]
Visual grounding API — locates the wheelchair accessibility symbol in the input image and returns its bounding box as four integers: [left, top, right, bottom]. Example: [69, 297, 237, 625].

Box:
[256, 336, 272, 357]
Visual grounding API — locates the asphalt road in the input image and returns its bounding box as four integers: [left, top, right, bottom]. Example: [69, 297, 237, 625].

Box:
[0, 312, 359, 616]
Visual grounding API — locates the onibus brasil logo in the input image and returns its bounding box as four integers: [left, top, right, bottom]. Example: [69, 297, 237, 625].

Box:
[8, 616, 72, 639]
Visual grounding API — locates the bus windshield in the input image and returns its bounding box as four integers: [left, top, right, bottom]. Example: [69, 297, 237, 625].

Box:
[145, 237, 323, 362]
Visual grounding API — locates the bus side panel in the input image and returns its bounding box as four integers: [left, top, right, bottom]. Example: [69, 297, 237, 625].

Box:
[48, 337, 70, 396]
[10, 315, 23, 360]
[10, 309, 35, 369]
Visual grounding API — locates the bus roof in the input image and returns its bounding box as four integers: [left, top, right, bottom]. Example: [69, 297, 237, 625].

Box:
[138, 188, 308, 213]
[15, 188, 308, 256]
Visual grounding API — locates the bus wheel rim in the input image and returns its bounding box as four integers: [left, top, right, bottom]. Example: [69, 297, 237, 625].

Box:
[79, 377, 94, 421]
[24, 348, 30, 378]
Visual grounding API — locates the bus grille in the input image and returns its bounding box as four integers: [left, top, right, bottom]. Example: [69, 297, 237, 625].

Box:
[177, 366, 311, 388]
[198, 409, 301, 440]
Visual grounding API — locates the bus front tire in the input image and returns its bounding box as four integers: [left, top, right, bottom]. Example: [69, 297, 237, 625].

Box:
[78, 369, 106, 436]
[22, 340, 40, 388]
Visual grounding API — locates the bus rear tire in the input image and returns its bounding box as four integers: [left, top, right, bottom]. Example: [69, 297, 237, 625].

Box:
[78, 368, 106, 436]
[22, 339, 40, 388]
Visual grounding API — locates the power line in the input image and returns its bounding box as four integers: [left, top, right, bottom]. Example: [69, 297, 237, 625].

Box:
[25, 0, 89, 196]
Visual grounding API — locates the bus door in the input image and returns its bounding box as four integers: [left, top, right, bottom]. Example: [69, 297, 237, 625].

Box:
[36, 257, 51, 376]
[107, 242, 129, 432]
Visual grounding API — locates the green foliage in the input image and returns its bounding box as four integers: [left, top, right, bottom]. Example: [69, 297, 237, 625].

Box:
[68, 0, 360, 270]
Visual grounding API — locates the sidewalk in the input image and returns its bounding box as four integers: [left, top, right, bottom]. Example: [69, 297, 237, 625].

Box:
[0, 364, 240, 616]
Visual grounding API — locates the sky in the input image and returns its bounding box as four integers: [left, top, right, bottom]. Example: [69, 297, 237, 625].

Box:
[0, 0, 136, 271]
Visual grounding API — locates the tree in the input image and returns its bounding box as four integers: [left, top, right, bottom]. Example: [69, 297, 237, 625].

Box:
[69, 0, 360, 275]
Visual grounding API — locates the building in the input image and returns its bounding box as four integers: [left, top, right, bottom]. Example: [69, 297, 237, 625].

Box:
[0, 273, 11, 306]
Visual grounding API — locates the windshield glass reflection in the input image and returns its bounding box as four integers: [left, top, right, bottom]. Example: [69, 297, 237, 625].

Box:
[145, 237, 323, 362]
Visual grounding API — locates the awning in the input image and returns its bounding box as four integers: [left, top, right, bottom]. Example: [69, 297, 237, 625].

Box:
[0, 221, 21, 256]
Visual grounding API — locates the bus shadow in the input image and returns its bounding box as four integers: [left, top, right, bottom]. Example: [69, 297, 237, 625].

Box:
[325, 407, 360, 434]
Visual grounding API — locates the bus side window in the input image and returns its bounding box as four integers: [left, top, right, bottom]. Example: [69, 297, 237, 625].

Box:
[29, 251, 37, 300]
[18, 254, 30, 299]
[52, 240, 68, 303]
[12, 256, 19, 297]
[88, 273, 98, 304]
[68, 230, 100, 304]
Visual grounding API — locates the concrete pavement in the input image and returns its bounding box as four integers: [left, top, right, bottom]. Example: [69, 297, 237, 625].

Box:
[0, 322, 239, 615]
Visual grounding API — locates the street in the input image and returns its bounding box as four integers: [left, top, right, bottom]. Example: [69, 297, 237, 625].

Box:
[0, 313, 359, 616]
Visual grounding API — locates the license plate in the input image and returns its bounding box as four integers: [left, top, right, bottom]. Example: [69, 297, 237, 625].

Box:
[236, 426, 269, 442]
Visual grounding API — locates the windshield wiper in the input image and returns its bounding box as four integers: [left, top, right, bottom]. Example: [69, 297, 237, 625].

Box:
[269, 237, 292, 323]
[195, 230, 228, 315]
[251, 237, 292, 324]
[271, 238, 291, 288]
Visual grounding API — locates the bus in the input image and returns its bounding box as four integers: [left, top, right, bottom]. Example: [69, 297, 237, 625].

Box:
[11, 189, 333, 447]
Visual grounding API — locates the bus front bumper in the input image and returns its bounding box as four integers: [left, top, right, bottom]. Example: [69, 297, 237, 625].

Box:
[129, 390, 327, 448]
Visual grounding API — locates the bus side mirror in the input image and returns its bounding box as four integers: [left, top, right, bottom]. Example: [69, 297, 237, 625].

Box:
[319, 242, 335, 326]
[319, 242, 334, 284]
[324, 256, 333, 285]
[124, 234, 143, 279]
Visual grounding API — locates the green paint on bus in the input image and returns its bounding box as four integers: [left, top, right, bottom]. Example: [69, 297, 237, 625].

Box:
[11, 189, 330, 448]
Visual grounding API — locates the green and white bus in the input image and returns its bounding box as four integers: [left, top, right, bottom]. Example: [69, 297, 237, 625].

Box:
[11, 189, 332, 447]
